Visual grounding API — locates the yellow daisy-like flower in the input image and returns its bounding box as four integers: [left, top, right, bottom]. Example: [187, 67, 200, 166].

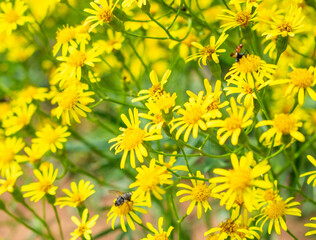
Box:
[225, 54, 277, 86]
[0, 0, 32, 34]
[21, 163, 58, 202]
[217, 3, 257, 32]
[53, 24, 78, 56]
[15, 85, 48, 104]
[15, 144, 47, 164]
[55, 180, 95, 208]
[122, 0, 146, 8]
[303, 109, 316, 135]
[177, 171, 214, 219]
[70, 208, 99, 240]
[139, 101, 165, 133]
[255, 178, 279, 209]
[152, 92, 177, 114]
[170, 92, 214, 142]
[109, 108, 163, 169]
[157, 153, 188, 173]
[141, 217, 174, 240]
[206, 97, 253, 146]
[84, 0, 120, 32]
[129, 159, 173, 207]
[103, 29, 125, 54]
[32, 124, 71, 153]
[2, 103, 36, 135]
[56, 43, 101, 81]
[0, 164, 23, 195]
[255, 197, 301, 235]
[0, 137, 25, 176]
[132, 69, 171, 103]
[305, 217, 316, 237]
[263, 4, 305, 39]
[210, 152, 271, 212]
[271, 66, 316, 105]
[256, 113, 305, 144]
[300, 155, 316, 187]
[107, 195, 148, 232]
[55, 86, 95, 125]
[185, 32, 228, 66]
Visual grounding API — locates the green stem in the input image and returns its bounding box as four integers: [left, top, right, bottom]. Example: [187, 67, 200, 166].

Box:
[53, 205, 64, 240]
[127, 38, 150, 74]
[178, 143, 193, 175]
[278, 184, 316, 205]
[253, 86, 270, 120]
[177, 214, 188, 240]
[286, 229, 298, 240]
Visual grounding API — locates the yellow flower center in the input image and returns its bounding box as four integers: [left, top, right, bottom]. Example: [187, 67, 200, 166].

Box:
[40, 180, 52, 192]
[228, 168, 252, 191]
[264, 189, 277, 201]
[265, 199, 286, 219]
[56, 27, 76, 44]
[220, 219, 237, 234]
[153, 114, 164, 125]
[68, 51, 87, 67]
[1, 150, 14, 164]
[234, 193, 244, 206]
[43, 129, 59, 145]
[16, 114, 29, 126]
[273, 113, 297, 134]
[224, 116, 242, 131]
[289, 68, 314, 88]
[5, 10, 19, 23]
[154, 233, 169, 240]
[149, 84, 164, 97]
[78, 225, 88, 235]
[58, 89, 79, 110]
[121, 127, 146, 150]
[114, 201, 133, 215]
[191, 183, 211, 202]
[235, 11, 251, 26]
[183, 105, 203, 124]
[98, 8, 113, 23]
[71, 193, 85, 205]
[238, 55, 261, 73]
[207, 99, 219, 111]
[202, 45, 215, 59]
[243, 83, 254, 94]
[278, 22, 292, 33]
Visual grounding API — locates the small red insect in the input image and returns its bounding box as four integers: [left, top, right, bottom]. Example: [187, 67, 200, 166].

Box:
[231, 44, 245, 62]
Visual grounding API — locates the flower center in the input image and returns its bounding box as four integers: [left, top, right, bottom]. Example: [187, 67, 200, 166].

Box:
[115, 201, 133, 215]
[225, 116, 242, 131]
[71, 193, 84, 205]
[243, 83, 254, 94]
[289, 68, 314, 88]
[98, 8, 112, 23]
[220, 219, 238, 234]
[191, 184, 211, 202]
[78, 225, 88, 234]
[154, 233, 169, 240]
[16, 114, 29, 126]
[5, 10, 19, 23]
[278, 22, 292, 33]
[153, 114, 164, 125]
[202, 45, 215, 59]
[238, 55, 261, 73]
[273, 113, 297, 134]
[228, 168, 252, 191]
[56, 26, 76, 44]
[1, 150, 14, 164]
[40, 180, 52, 192]
[121, 128, 146, 150]
[265, 199, 286, 219]
[183, 105, 203, 124]
[207, 99, 219, 111]
[149, 84, 164, 97]
[68, 51, 87, 67]
[264, 189, 277, 201]
[58, 89, 79, 110]
[235, 11, 251, 26]
[234, 193, 244, 206]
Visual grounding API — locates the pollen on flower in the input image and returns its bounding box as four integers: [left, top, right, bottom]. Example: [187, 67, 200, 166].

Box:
[40, 180, 53, 192]
[273, 114, 296, 134]
[121, 128, 146, 150]
[264, 189, 277, 201]
[58, 88, 79, 110]
[5, 10, 19, 23]
[278, 22, 293, 34]
[265, 199, 286, 219]
[68, 51, 87, 67]
[191, 184, 211, 202]
[220, 219, 238, 234]
[238, 55, 261, 73]
[149, 84, 164, 97]
[201, 46, 215, 59]
[114, 201, 133, 215]
[235, 11, 251, 26]
[225, 116, 242, 130]
[289, 68, 314, 88]
[228, 169, 251, 190]
[98, 9, 112, 23]
[2, 151, 14, 164]
[56, 26, 76, 44]
[183, 105, 203, 124]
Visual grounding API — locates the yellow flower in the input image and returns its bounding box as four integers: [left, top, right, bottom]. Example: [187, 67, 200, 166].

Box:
[123, 0, 146, 8]
[185, 32, 228, 66]
[21, 163, 58, 202]
[139, 101, 165, 133]
[0, 0, 32, 34]
[206, 97, 253, 145]
[53, 25, 78, 56]
[157, 153, 188, 173]
[2, 103, 36, 135]
[107, 194, 148, 232]
[271, 66, 316, 105]
[170, 92, 214, 142]
[70, 208, 99, 240]
[303, 109, 316, 135]
[255, 197, 301, 235]
[217, 3, 257, 31]
[0, 137, 25, 176]
[210, 152, 271, 212]
[32, 124, 71, 153]
[55, 180, 95, 208]
[109, 108, 163, 169]
[103, 29, 125, 53]
[256, 113, 305, 144]
[15, 85, 48, 104]
[263, 4, 305, 39]
[305, 217, 316, 237]
[129, 159, 173, 207]
[0, 164, 23, 195]
[177, 171, 214, 219]
[55, 86, 95, 125]
[225, 54, 277, 87]
[132, 69, 171, 103]
[56, 43, 101, 81]
[84, 0, 120, 32]
[141, 217, 174, 240]
[300, 155, 316, 187]
[15, 144, 47, 164]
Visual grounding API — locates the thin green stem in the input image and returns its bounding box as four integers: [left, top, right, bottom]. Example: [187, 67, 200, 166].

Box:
[177, 214, 188, 240]
[253, 86, 270, 120]
[178, 143, 193, 175]
[278, 184, 316, 205]
[127, 38, 150, 74]
[286, 229, 298, 240]
[53, 205, 64, 240]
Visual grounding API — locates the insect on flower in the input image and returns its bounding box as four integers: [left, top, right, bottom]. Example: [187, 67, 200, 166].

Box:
[230, 43, 245, 62]
[109, 190, 132, 207]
